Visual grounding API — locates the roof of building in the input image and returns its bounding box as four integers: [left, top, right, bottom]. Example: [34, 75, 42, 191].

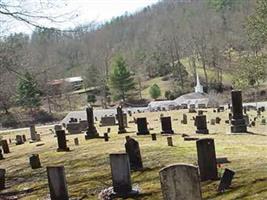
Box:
[65, 76, 83, 83]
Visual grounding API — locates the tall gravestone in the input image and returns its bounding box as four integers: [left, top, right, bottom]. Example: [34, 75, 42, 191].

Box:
[47, 166, 69, 200]
[109, 153, 138, 198]
[30, 124, 37, 141]
[85, 106, 99, 139]
[159, 164, 202, 200]
[181, 114, 187, 124]
[117, 106, 127, 134]
[15, 135, 24, 145]
[136, 118, 149, 135]
[1, 140, 10, 154]
[29, 154, 42, 169]
[56, 130, 70, 152]
[125, 136, 143, 170]
[230, 90, 247, 133]
[195, 115, 209, 134]
[0, 169, 6, 190]
[160, 117, 174, 134]
[196, 138, 218, 181]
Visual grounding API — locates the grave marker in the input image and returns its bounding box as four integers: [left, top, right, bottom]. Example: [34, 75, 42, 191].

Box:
[29, 154, 41, 169]
[167, 137, 173, 146]
[117, 106, 127, 134]
[85, 106, 99, 139]
[56, 130, 70, 152]
[1, 140, 10, 154]
[0, 169, 6, 190]
[159, 164, 202, 200]
[47, 166, 69, 200]
[195, 115, 209, 134]
[125, 136, 143, 170]
[218, 168, 235, 192]
[160, 117, 174, 134]
[196, 138, 218, 181]
[136, 118, 149, 135]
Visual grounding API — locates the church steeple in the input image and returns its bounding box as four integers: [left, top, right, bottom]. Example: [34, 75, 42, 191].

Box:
[195, 73, 203, 93]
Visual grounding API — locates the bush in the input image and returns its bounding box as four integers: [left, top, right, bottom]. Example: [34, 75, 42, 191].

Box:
[165, 90, 176, 100]
[149, 84, 161, 99]
[87, 94, 97, 104]
[0, 114, 19, 128]
[32, 110, 55, 124]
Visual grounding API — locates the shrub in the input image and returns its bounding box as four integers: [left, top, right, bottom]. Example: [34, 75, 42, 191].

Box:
[0, 114, 18, 128]
[32, 110, 55, 123]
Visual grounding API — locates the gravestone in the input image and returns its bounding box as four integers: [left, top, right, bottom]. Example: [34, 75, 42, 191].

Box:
[210, 119, 216, 125]
[196, 138, 218, 181]
[22, 135, 26, 142]
[74, 138, 79, 146]
[160, 117, 174, 134]
[218, 168, 235, 192]
[151, 134, 157, 141]
[1, 140, 10, 154]
[66, 123, 81, 134]
[0, 149, 3, 160]
[159, 164, 202, 200]
[104, 133, 109, 142]
[109, 153, 138, 198]
[0, 169, 6, 190]
[198, 110, 204, 115]
[215, 117, 221, 124]
[107, 127, 111, 133]
[100, 116, 116, 126]
[56, 130, 70, 152]
[198, 104, 206, 109]
[117, 106, 127, 134]
[195, 115, 209, 134]
[36, 134, 41, 141]
[30, 124, 37, 141]
[85, 106, 99, 139]
[167, 137, 173, 146]
[123, 113, 128, 128]
[261, 118, 266, 125]
[230, 90, 247, 133]
[79, 120, 88, 131]
[29, 154, 41, 169]
[47, 166, 69, 200]
[15, 135, 24, 145]
[125, 136, 143, 170]
[136, 118, 149, 135]
[181, 114, 187, 124]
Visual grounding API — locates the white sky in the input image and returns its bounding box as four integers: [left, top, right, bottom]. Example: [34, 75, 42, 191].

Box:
[4, 0, 160, 34]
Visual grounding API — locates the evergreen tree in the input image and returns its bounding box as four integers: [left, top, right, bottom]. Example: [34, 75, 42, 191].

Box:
[149, 84, 161, 100]
[17, 72, 42, 111]
[109, 56, 135, 101]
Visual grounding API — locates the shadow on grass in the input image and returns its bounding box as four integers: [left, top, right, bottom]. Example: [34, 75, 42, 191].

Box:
[0, 185, 46, 199]
[246, 131, 267, 136]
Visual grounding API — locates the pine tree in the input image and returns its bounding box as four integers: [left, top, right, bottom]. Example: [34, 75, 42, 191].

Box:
[149, 84, 161, 100]
[109, 56, 135, 101]
[17, 72, 42, 111]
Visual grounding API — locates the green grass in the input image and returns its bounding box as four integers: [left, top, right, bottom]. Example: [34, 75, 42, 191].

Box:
[0, 109, 267, 199]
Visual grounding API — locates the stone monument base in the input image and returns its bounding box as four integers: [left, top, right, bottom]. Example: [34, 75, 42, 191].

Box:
[85, 133, 100, 140]
[118, 129, 127, 134]
[57, 148, 70, 152]
[111, 190, 139, 198]
[137, 131, 149, 135]
[231, 119, 247, 133]
[161, 130, 174, 134]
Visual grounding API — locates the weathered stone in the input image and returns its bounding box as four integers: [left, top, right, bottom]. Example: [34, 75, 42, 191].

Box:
[74, 138, 79, 146]
[15, 135, 24, 145]
[195, 115, 209, 134]
[47, 166, 69, 200]
[56, 130, 70, 152]
[29, 154, 41, 169]
[218, 168, 235, 192]
[66, 123, 81, 134]
[117, 106, 127, 134]
[210, 119, 216, 125]
[100, 116, 116, 126]
[181, 114, 187, 124]
[22, 134, 26, 142]
[109, 153, 138, 197]
[160, 117, 174, 134]
[1, 140, 10, 154]
[36, 134, 41, 141]
[230, 90, 247, 133]
[85, 106, 99, 139]
[159, 164, 202, 200]
[167, 137, 173, 146]
[261, 118, 266, 125]
[125, 136, 143, 170]
[104, 133, 109, 142]
[196, 138, 218, 181]
[0, 169, 6, 190]
[215, 117, 221, 124]
[136, 118, 149, 135]
[30, 124, 37, 141]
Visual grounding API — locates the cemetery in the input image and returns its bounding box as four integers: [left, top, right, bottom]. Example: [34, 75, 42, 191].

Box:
[0, 91, 265, 199]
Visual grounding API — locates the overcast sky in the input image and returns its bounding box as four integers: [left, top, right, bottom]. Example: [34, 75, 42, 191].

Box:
[4, 0, 160, 34]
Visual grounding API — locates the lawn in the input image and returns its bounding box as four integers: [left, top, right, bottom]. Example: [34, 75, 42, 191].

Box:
[0, 108, 267, 200]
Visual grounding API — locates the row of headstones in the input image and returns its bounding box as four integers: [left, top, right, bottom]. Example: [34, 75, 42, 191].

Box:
[0, 137, 234, 199]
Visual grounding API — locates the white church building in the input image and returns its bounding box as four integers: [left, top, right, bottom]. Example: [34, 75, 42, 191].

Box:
[148, 74, 210, 110]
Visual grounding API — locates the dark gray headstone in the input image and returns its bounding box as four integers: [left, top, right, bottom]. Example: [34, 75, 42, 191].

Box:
[56, 130, 70, 152]
[29, 154, 41, 169]
[16, 135, 24, 145]
[125, 136, 143, 170]
[181, 114, 187, 124]
[230, 90, 247, 133]
[136, 118, 149, 135]
[160, 117, 174, 134]
[195, 115, 209, 134]
[218, 168, 235, 192]
[0, 169, 6, 190]
[117, 106, 127, 134]
[85, 106, 99, 139]
[196, 138, 218, 181]
[47, 166, 69, 200]
[151, 133, 157, 141]
[1, 140, 10, 154]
